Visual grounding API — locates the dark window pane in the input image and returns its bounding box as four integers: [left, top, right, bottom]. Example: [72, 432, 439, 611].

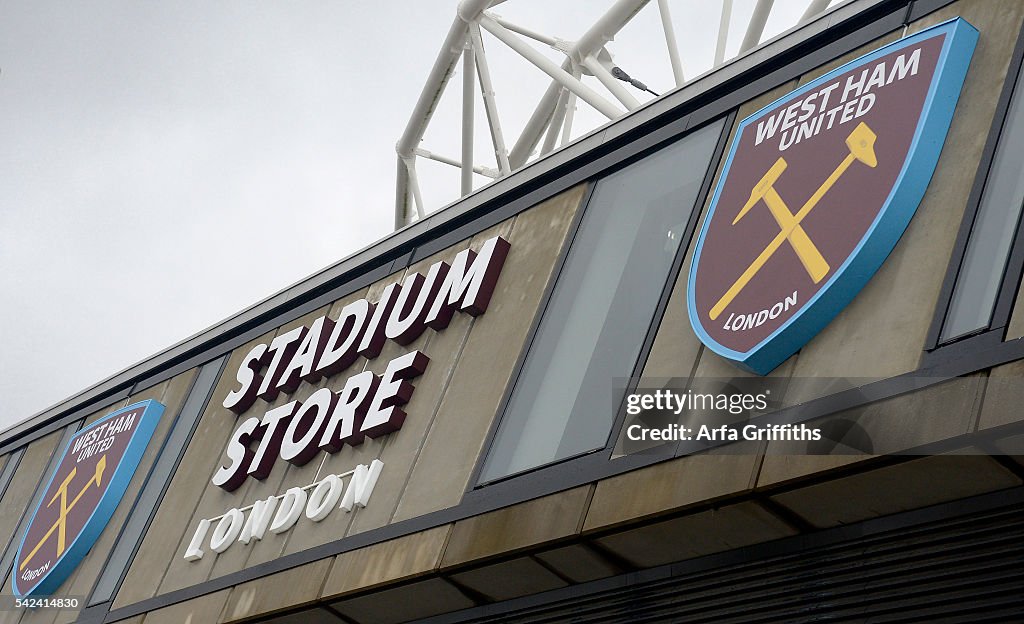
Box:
[479, 119, 724, 482]
[941, 60, 1024, 341]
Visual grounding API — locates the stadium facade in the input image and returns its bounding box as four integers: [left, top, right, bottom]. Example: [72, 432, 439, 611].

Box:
[2, 0, 1024, 622]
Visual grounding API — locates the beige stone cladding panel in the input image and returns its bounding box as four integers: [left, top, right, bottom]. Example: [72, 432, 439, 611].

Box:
[1005, 285, 1024, 339]
[594, 501, 798, 569]
[770, 454, 1021, 529]
[229, 282, 394, 561]
[122, 184, 582, 602]
[139, 590, 229, 624]
[758, 373, 987, 487]
[161, 304, 335, 590]
[585, 442, 763, 533]
[392, 184, 586, 521]
[264, 230, 485, 562]
[242, 286, 378, 562]
[790, 0, 1024, 381]
[341, 222, 509, 539]
[206, 306, 341, 577]
[440, 485, 592, 568]
[230, 257, 469, 568]
[978, 362, 1024, 430]
[795, 31, 903, 87]
[320, 524, 451, 598]
[113, 330, 275, 608]
[219, 558, 332, 623]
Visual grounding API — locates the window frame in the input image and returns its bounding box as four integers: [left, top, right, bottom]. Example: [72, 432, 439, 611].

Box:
[466, 113, 735, 491]
[924, 21, 1024, 357]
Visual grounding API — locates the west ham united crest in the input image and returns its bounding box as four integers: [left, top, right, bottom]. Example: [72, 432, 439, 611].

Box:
[688, 18, 978, 375]
[12, 400, 164, 597]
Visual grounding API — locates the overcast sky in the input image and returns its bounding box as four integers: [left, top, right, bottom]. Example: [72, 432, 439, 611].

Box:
[0, 1, 819, 430]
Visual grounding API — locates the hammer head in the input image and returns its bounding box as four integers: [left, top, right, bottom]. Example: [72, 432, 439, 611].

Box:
[846, 122, 877, 168]
[734, 157, 787, 224]
[94, 454, 107, 485]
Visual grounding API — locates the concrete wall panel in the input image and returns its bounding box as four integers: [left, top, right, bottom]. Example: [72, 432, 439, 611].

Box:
[343, 224, 504, 538]
[220, 558, 332, 623]
[320, 525, 450, 599]
[440, 485, 592, 568]
[393, 184, 586, 521]
[594, 502, 797, 569]
[770, 455, 1021, 528]
[140, 590, 229, 624]
[757, 374, 986, 488]
[114, 331, 275, 608]
[208, 306, 333, 577]
[584, 445, 762, 533]
[790, 0, 1024, 380]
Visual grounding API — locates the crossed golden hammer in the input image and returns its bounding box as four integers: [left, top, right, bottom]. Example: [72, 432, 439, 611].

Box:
[710, 122, 878, 321]
[19, 455, 107, 572]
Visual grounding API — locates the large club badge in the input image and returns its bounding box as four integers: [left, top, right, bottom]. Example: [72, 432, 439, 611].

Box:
[12, 400, 164, 597]
[688, 18, 978, 374]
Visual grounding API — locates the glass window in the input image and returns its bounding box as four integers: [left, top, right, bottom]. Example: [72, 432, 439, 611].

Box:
[478, 119, 725, 482]
[940, 59, 1024, 342]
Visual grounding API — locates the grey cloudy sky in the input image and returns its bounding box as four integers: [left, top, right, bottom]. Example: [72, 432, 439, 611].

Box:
[0, 1, 815, 430]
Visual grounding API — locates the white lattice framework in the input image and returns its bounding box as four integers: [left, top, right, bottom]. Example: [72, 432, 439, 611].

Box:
[395, 0, 839, 228]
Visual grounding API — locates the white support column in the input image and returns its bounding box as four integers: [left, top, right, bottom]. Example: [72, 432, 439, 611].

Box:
[469, 23, 511, 175]
[581, 54, 640, 111]
[541, 87, 570, 155]
[461, 38, 475, 196]
[509, 76, 564, 168]
[414, 148, 499, 178]
[574, 0, 649, 58]
[800, 0, 831, 23]
[714, 0, 733, 66]
[560, 82, 578, 147]
[656, 0, 684, 87]
[510, 0, 647, 167]
[489, 15, 558, 46]
[395, 157, 411, 229]
[401, 157, 426, 222]
[739, 0, 774, 54]
[479, 14, 624, 120]
[395, 0, 493, 226]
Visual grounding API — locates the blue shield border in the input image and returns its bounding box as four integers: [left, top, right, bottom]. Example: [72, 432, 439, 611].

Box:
[687, 18, 978, 375]
[12, 399, 164, 598]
